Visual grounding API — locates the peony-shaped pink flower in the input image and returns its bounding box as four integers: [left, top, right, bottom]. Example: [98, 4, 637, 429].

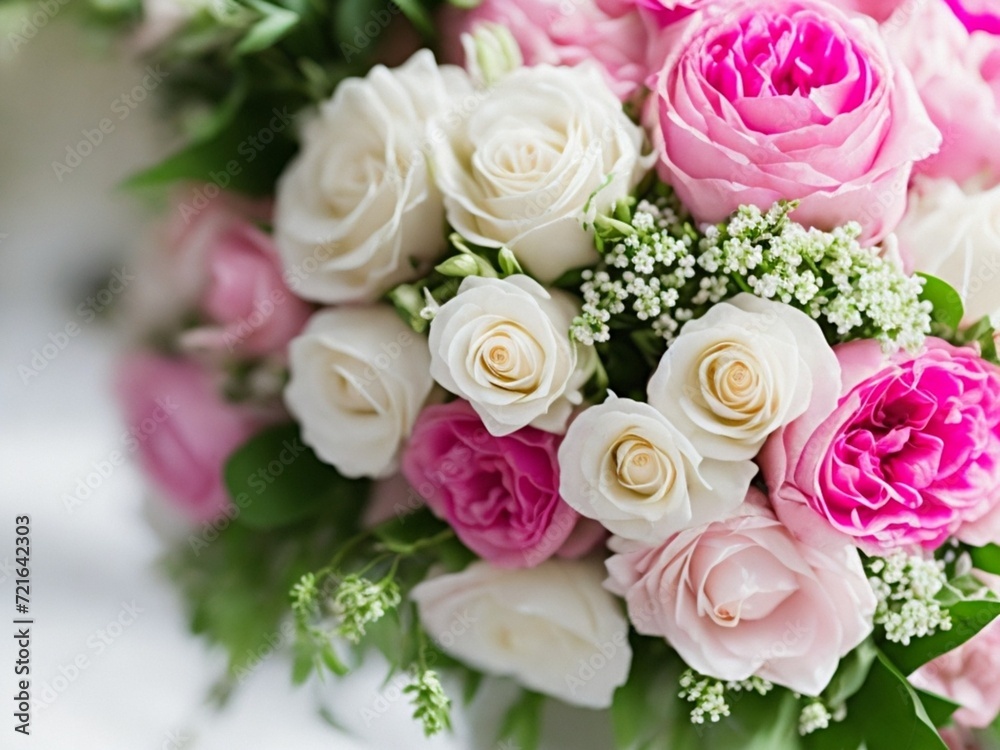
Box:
[945, 0, 1000, 34]
[401, 400, 600, 568]
[884, 1, 1000, 185]
[441, 0, 648, 99]
[605, 488, 875, 695]
[911, 572, 1000, 728]
[117, 353, 273, 522]
[762, 338, 1000, 551]
[645, 0, 940, 243]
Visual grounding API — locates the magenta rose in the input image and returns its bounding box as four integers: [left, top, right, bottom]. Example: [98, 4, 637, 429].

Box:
[117, 353, 273, 522]
[885, 1, 1000, 185]
[945, 0, 1000, 34]
[911, 572, 1000, 728]
[762, 338, 1000, 551]
[401, 400, 601, 568]
[441, 0, 648, 100]
[605, 488, 875, 695]
[645, 0, 940, 243]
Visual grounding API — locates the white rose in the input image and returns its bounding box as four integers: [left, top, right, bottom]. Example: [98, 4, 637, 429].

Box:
[274, 50, 473, 303]
[428, 275, 592, 436]
[895, 177, 1000, 325]
[430, 64, 652, 283]
[558, 396, 758, 543]
[647, 294, 841, 462]
[284, 306, 433, 478]
[410, 559, 631, 709]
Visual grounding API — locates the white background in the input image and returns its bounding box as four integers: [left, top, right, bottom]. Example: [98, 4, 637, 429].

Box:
[0, 17, 613, 750]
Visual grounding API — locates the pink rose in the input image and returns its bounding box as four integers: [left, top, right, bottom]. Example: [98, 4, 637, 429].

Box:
[117, 353, 273, 522]
[911, 572, 1000, 729]
[944, 0, 1000, 34]
[646, 0, 940, 244]
[883, 1, 1000, 185]
[401, 400, 601, 568]
[441, 0, 649, 99]
[605, 488, 875, 695]
[156, 189, 312, 358]
[185, 222, 312, 357]
[599, 0, 906, 27]
[762, 338, 1000, 551]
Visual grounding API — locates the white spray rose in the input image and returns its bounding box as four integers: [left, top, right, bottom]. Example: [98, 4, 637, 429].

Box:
[896, 177, 1000, 326]
[284, 306, 433, 478]
[558, 396, 758, 543]
[430, 63, 652, 283]
[411, 559, 631, 709]
[647, 294, 841, 462]
[274, 50, 473, 303]
[428, 275, 593, 437]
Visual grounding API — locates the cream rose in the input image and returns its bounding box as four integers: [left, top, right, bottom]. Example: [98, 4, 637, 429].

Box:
[284, 306, 433, 478]
[428, 275, 593, 436]
[895, 177, 1000, 325]
[646, 294, 841, 462]
[430, 63, 652, 283]
[411, 559, 631, 709]
[558, 395, 758, 543]
[274, 50, 472, 303]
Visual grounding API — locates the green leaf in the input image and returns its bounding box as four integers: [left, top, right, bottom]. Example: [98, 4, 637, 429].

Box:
[851, 652, 946, 750]
[913, 689, 961, 728]
[370, 508, 452, 554]
[121, 98, 297, 195]
[970, 544, 1000, 577]
[881, 597, 1000, 676]
[224, 424, 369, 530]
[234, 2, 300, 55]
[961, 316, 999, 364]
[391, 0, 434, 36]
[822, 639, 877, 708]
[918, 273, 964, 330]
[497, 690, 545, 750]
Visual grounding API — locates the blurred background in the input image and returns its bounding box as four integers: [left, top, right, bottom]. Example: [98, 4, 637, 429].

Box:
[0, 11, 609, 750]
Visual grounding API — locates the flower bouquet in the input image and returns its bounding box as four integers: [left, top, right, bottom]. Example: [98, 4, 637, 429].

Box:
[102, 0, 1000, 746]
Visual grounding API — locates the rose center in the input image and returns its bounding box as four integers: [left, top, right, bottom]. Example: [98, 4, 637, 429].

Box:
[613, 435, 675, 497]
[473, 326, 542, 393]
[698, 342, 767, 422]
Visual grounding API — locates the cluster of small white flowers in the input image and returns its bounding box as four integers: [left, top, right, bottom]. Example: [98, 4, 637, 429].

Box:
[572, 198, 711, 347]
[679, 670, 772, 724]
[573, 198, 932, 352]
[868, 550, 953, 646]
[799, 700, 833, 736]
[698, 204, 932, 352]
[332, 574, 402, 644]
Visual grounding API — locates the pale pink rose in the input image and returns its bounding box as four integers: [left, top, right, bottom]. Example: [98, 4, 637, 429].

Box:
[441, 0, 649, 99]
[646, 0, 941, 244]
[605, 488, 875, 695]
[761, 338, 1000, 551]
[185, 222, 312, 358]
[884, 1, 1000, 185]
[911, 572, 1000, 729]
[117, 353, 273, 522]
[401, 400, 602, 568]
[945, 0, 1000, 33]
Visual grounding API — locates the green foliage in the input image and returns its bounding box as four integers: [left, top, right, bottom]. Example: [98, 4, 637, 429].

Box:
[918, 273, 965, 331]
[223, 423, 369, 529]
[497, 691, 545, 750]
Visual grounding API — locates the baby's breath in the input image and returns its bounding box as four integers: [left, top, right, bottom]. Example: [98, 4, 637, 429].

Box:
[867, 550, 952, 645]
[573, 193, 931, 352]
[678, 669, 772, 725]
